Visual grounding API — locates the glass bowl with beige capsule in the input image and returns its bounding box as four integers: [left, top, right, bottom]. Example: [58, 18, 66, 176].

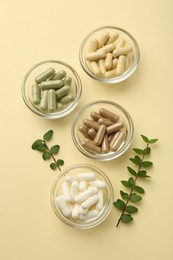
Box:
[71, 100, 134, 161]
[21, 60, 82, 119]
[50, 163, 114, 229]
[79, 26, 140, 84]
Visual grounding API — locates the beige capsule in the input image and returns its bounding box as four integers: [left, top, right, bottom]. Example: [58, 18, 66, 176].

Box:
[113, 45, 132, 58]
[112, 58, 118, 69]
[81, 138, 101, 153]
[102, 134, 109, 153]
[105, 69, 116, 78]
[85, 50, 106, 61]
[110, 131, 126, 151]
[115, 38, 126, 49]
[94, 124, 107, 146]
[101, 43, 116, 53]
[105, 32, 119, 45]
[79, 125, 90, 138]
[83, 119, 100, 130]
[89, 61, 102, 76]
[99, 108, 119, 122]
[109, 131, 120, 146]
[97, 32, 109, 48]
[105, 53, 113, 70]
[98, 59, 106, 75]
[116, 55, 126, 76]
[88, 128, 97, 139]
[107, 121, 125, 135]
[98, 117, 114, 126]
[90, 111, 101, 121]
[89, 38, 98, 52]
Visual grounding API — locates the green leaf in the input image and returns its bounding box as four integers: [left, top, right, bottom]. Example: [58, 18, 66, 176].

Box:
[113, 199, 126, 210]
[57, 159, 64, 166]
[128, 177, 135, 186]
[126, 205, 138, 214]
[134, 185, 145, 194]
[120, 190, 129, 200]
[31, 139, 43, 150]
[42, 151, 51, 160]
[50, 145, 60, 154]
[35, 143, 47, 152]
[121, 214, 133, 223]
[130, 194, 142, 203]
[142, 161, 153, 168]
[149, 138, 158, 144]
[130, 156, 142, 166]
[138, 171, 151, 178]
[141, 135, 150, 143]
[43, 130, 53, 141]
[121, 180, 133, 188]
[127, 166, 137, 176]
[133, 148, 144, 155]
[143, 147, 151, 155]
[50, 162, 57, 170]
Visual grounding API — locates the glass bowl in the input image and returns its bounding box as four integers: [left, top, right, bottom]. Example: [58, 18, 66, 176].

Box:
[71, 100, 134, 161]
[50, 163, 114, 229]
[21, 60, 82, 119]
[79, 26, 140, 84]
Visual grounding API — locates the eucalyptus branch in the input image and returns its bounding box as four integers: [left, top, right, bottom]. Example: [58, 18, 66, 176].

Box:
[114, 135, 158, 227]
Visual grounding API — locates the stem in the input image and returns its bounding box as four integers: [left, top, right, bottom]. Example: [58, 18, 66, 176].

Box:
[44, 141, 61, 171]
[116, 143, 149, 227]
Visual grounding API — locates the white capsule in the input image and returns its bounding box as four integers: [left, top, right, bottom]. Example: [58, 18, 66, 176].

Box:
[81, 194, 99, 209]
[71, 203, 80, 219]
[98, 58, 106, 74]
[89, 179, 106, 188]
[105, 53, 113, 70]
[79, 181, 88, 192]
[75, 172, 96, 181]
[105, 32, 119, 45]
[85, 50, 106, 61]
[97, 32, 109, 48]
[89, 61, 102, 76]
[78, 206, 89, 215]
[89, 38, 98, 52]
[55, 196, 71, 217]
[74, 187, 97, 203]
[116, 55, 126, 76]
[71, 181, 79, 201]
[65, 175, 74, 184]
[79, 209, 99, 220]
[61, 182, 72, 202]
[96, 190, 104, 211]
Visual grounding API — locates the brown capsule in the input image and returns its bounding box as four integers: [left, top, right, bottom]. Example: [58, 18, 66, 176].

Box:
[83, 119, 100, 130]
[98, 117, 114, 126]
[81, 138, 101, 153]
[88, 128, 97, 139]
[79, 125, 90, 138]
[94, 124, 107, 146]
[107, 122, 125, 135]
[99, 108, 119, 122]
[110, 131, 126, 151]
[90, 111, 101, 121]
[109, 131, 120, 147]
[102, 134, 109, 153]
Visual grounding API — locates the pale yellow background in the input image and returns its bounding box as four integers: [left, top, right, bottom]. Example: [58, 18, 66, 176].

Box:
[0, 0, 172, 259]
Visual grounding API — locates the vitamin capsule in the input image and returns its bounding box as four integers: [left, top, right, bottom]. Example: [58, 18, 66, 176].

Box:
[89, 38, 98, 52]
[99, 108, 119, 122]
[39, 90, 48, 111]
[85, 50, 106, 61]
[56, 85, 70, 100]
[110, 131, 126, 151]
[63, 76, 72, 86]
[89, 61, 102, 76]
[101, 43, 116, 53]
[72, 203, 80, 219]
[78, 206, 89, 215]
[98, 59, 106, 74]
[79, 125, 90, 138]
[112, 58, 118, 69]
[40, 80, 64, 90]
[61, 182, 72, 202]
[83, 119, 100, 130]
[71, 181, 79, 201]
[89, 180, 106, 188]
[101, 134, 109, 153]
[126, 52, 134, 69]
[98, 117, 114, 126]
[115, 38, 126, 49]
[32, 84, 40, 105]
[65, 175, 74, 184]
[79, 181, 88, 192]
[51, 69, 66, 80]
[56, 102, 64, 111]
[107, 121, 125, 134]
[55, 196, 71, 217]
[48, 89, 56, 112]
[97, 32, 109, 48]
[105, 32, 119, 45]
[75, 172, 96, 181]
[81, 138, 102, 153]
[79, 209, 99, 220]
[109, 131, 120, 147]
[113, 45, 132, 58]
[105, 69, 116, 78]
[116, 55, 126, 76]
[35, 68, 55, 84]
[105, 53, 113, 70]
[74, 187, 97, 203]
[88, 128, 97, 139]
[90, 111, 101, 121]
[81, 194, 99, 209]
[94, 124, 107, 146]
[59, 94, 75, 105]
[96, 190, 104, 211]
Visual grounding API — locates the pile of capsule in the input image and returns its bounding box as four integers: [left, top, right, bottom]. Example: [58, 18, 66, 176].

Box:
[85, 30, 133, 78]
[79, 108, 126, 154]
[56, 172, 106, 220]
[31, 68, 75, 112]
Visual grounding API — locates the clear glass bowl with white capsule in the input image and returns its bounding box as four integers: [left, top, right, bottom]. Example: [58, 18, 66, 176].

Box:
[50, 164, 114, 229]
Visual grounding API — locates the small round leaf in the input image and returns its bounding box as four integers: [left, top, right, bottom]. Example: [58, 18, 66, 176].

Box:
[57, 159, 64, 166]
[121, 214, 133, 223]
[31, 139, 43, 150]
[43, 130, 53, 141]
[50, 145, 60, 154]
[113, 199, 126, 210]
[130, 194, 142, 203]
[50, 162, 57, 170]
[126, 205, 138, 214]
[42, 151, 51, 160]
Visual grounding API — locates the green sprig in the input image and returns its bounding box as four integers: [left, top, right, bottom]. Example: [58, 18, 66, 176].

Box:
[113, 134, 158, 227]
[31, 130, 64, 171]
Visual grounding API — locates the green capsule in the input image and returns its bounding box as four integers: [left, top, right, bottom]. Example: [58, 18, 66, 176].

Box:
[63, 76, 72, 86]
[32, 84, 40, 105]
[40, 80, 64, 90]
[56, 102, 64, 111]
[56, 85, 70, 100]
[59, 94, 75, 105]
[48, 89, 56, 112]
[51, 70, 66, 80]
[40, 90, 48, 111]
[35, 68, 55, 84]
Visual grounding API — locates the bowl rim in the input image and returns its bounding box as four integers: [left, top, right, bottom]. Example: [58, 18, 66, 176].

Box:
[21, 59, 82, 119]
[79, 25, 140, 84]
[71, 100, 134, 161]
[50, 163, 114, 229]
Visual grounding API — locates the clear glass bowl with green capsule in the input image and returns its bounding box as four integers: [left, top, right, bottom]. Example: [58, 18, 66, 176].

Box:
[21, 60, 82, 119]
